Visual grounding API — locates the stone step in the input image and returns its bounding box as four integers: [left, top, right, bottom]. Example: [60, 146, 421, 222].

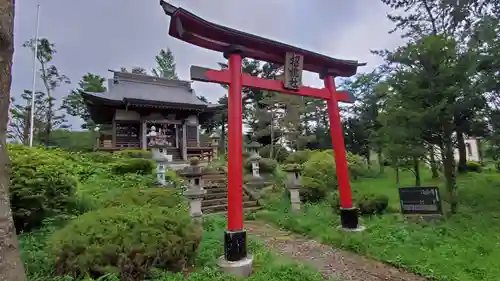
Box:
[205, 192, 227, 200]
[202, 175, 226, 179]
[203, 196, 251, 205]
[205, 206, 262, 216]
[203, 198, 228, 206]
[201, 177, 226, 182]
[205, 192, 248, 200]
[204, 187, 227, 193]
[204, 182, 226, 188]
[202, 201, 259, 214]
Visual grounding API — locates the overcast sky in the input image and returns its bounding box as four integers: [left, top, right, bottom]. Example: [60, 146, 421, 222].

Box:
[13, 0, 403, 129]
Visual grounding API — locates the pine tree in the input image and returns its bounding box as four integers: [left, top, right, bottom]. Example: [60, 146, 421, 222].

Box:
[152, 48, 179, 79]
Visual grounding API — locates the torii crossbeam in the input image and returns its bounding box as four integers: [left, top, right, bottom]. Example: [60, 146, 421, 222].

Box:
[160, 0, 366, 276]
[190, 66, 355, 102]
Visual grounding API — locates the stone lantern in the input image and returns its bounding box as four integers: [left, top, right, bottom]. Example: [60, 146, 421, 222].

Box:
[246, 153, 264, 190]
[246, 141, 261, 155]
[284, 163, 302, 211]
[210, 133, 220, 159]
[180, 157, 207, 222]
[151, 146, 169, 186]
[248, 153, 261, 178]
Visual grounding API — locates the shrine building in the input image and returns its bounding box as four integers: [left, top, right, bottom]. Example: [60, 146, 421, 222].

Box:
[81, 70, 222, 161]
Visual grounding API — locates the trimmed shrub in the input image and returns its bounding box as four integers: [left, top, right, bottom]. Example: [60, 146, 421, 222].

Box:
[99, 187, 186, 210]
[346, 153, 371, 179]
[114, 149, 152, 159]
[284, 150, 313, 165]
[301, 151, 336, 203]
[9, 145, 78, 232]
[111, 158, 154, 175]
[358, 193, 389, 215]
[50, 206, 202, 281]
[328, 192, 389, 216]
[300, 150, 372, 203]
[466, 160, 482, 172]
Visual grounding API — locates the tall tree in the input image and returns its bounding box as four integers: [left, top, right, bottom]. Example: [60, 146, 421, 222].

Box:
[61, 73, 107, 129]
[8, 90, 47, 144]
[201, 95, 229, 153]
[23, 38, 70, 146]
[0, 0, 27, 280]
[152, 48, 179, 79]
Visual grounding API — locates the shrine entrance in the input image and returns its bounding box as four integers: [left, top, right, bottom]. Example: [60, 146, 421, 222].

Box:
[159, 1, 366, 276]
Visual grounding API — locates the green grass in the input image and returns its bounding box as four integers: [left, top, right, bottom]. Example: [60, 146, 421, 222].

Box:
[20, 213, 334, 281]
[258, 169, 500, 281]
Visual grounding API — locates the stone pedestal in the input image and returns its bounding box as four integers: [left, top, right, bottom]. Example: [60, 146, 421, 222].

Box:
[180, 158, 206, 222]
[218, 255, 253, 277]
[284, 164, 302, 211]
[183, 189, 206, 221]
[218, 230, 253, 277]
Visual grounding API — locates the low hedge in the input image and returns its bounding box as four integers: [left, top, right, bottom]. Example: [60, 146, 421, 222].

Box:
[111, 158, 155, 175]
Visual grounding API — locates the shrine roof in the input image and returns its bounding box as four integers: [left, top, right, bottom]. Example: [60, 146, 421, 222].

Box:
[160, 1, 366, 77]
[81, 71, 224, 111]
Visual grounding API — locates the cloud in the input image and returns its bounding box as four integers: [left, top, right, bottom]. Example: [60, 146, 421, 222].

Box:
[12, 0, 403, 129]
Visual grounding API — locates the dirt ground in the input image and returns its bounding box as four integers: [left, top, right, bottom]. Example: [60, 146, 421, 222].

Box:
[245, 221, 428, 281]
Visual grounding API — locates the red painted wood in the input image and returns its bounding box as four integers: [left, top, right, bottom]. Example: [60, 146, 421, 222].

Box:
[324, 76, 353, 209]
[202, 68, 352, 102]
[227, 54, 244, 231]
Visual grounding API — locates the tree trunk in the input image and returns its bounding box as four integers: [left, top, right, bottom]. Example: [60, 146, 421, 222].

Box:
[269, 109, 274, 159]
[22, 110, 29, 146]
[220, 123, 226, 154]
[395, 167, 400, 185]
[443, 134, 458, 214]
[377, 150, 384, 174]
[429, 146, 439, 179]
[477, 138, 483, 162]
[456, 130, 467, 173]
[413, 157, 421, 187]
[0, 0, 27, 279]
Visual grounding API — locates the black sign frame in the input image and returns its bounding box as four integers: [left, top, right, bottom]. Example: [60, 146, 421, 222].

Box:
[398, 186, 443, 215]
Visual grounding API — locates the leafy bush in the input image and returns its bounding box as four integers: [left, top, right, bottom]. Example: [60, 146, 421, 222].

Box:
[114, 149, 152, 159]
[328, 192, 388, 216]
[85, 152, 118, 163]
[50, 206, 202, 281]
[301, 151, 336, 202]
[245, 157, 279, 174]
[77, 173, 157, 211]
[466, 160, 482, 172]
[284, 150, 313, 164]
[9, 146, 78, 232]
[357, 193, 389, 215]
[111, 158, 154, 175]
[99, 187, 187, 210]
[346, 152, 371, 179]
[259, 144, 290, 163]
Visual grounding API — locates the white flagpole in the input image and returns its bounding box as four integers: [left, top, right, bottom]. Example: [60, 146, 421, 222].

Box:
[29, 4, 41, 147]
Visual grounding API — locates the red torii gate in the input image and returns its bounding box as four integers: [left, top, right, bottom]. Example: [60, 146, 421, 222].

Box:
[160, 1, 365, 275]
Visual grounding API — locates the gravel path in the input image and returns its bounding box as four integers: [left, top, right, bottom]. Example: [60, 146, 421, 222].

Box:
[245, 220, 428, 281]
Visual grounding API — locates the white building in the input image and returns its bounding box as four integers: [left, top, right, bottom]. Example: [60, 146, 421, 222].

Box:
[431, 135, 482, 164]
[454, 136, 481, 162]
